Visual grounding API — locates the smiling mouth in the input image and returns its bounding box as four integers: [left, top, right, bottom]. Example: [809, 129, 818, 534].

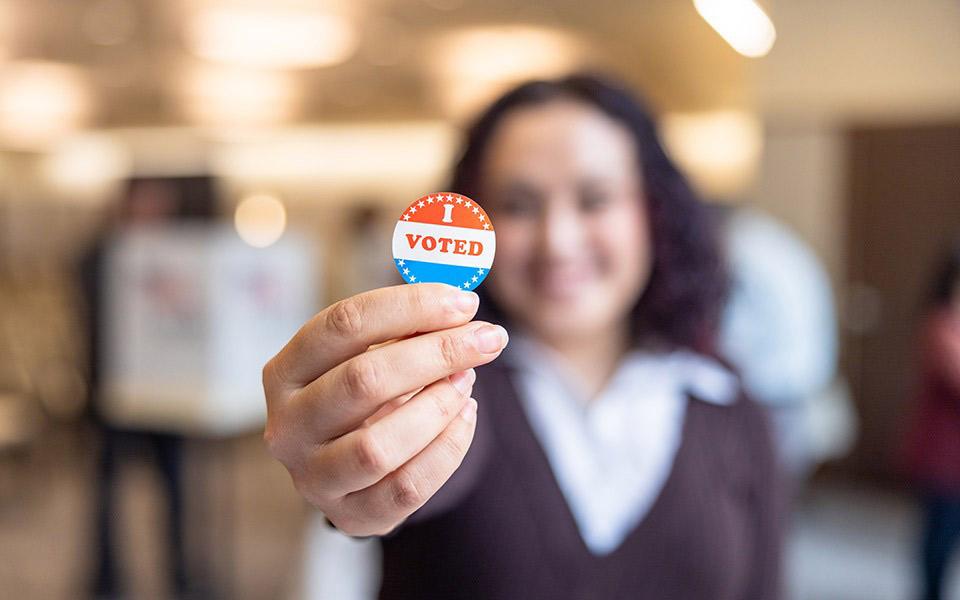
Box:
[531, 265, 597, 299]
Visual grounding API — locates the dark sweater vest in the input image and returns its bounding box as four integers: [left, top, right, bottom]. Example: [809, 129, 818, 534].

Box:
[379, 359, 783, 600]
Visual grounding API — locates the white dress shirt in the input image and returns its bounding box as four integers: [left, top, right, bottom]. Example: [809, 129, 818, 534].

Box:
[506, 336, 737, 555]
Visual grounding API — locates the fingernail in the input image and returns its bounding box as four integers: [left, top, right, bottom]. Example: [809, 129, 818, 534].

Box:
[452, 290, 479, 313]
[450, 369, 474, 394]
[460, 398, 478, 423]
[472, 324, 508, 354]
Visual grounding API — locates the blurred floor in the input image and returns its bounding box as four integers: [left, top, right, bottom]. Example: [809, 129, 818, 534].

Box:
[787, 480, 960, 600]
[3, 428, 960, 600]
[0, 425, 306, 600]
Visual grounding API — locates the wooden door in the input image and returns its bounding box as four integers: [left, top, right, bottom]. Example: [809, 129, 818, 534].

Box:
[844, 124, 960, 482]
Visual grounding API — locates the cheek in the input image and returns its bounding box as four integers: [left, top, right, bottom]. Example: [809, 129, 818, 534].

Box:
[486, 218, 536, 294]
[595, 202, 651, 291]
[492, 218, 536, 264]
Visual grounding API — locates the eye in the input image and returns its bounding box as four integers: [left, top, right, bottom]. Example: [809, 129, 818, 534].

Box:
[496, 192, 540, 217]
[579, 190, 612, 213]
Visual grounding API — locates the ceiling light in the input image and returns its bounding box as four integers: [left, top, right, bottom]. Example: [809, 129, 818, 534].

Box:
[428, 26, 584, 118]
[234, 193, 287, 248]
[0, 61, 92, 148]
[660, 110, 763, 198]
[693, 0, 776, 58]
[179, 65, 298, 127]
[186, 5, 356, 69]
[41, 133, 130, 198]
[210, 122, 456, 189]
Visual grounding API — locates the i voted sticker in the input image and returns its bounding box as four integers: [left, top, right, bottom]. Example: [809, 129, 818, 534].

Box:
[392, 192, 495, 291]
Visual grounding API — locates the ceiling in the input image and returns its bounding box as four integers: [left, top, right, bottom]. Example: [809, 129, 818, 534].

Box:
[0, 0, 751, 128]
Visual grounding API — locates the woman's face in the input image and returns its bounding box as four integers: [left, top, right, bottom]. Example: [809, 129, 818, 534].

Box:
[481, 100, 652, 343]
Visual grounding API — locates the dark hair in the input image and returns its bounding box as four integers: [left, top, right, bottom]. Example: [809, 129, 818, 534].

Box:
[929, 241, 960, 307]
[450, 73, 728, 352]
[121, 175, 219, 222]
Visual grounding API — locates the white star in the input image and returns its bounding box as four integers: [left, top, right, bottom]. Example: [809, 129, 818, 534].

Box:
[472, 207, 479, 214]
[426, 196, 434, 204]
[445, 194, 453, 202]
[479, 215, 485, 221]
[409, 275, 416, 282]
[471, 275, 478, 282]
[417, 201, 425, 208]
[482, 223, 490, 229]
[464, 200, 472, 208]
[403, 268, 410, 275]
[455, 197, 463, 204]
[397, 259, 405, 266]
[477, 269, 485, 275]
[403, 214, 411, 221]
[409, 207, 417, 214]
[463, 281, 471, 288]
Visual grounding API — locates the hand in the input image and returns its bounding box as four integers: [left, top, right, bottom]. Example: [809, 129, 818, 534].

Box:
[262, 283, 508, 536]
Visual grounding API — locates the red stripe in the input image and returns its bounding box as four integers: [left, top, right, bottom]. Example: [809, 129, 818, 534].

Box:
[400, 193, 493, 232]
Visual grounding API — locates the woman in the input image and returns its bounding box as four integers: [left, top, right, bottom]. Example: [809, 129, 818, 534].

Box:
[264, 74, 783, 599]
[904, 243, 960, 600]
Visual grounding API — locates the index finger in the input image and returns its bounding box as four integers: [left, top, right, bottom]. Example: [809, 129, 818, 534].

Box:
[265, 284, 479, 389]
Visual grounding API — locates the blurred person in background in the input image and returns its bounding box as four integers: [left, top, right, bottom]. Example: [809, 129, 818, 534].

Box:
[904, 241, 960, 600]
[719, 208, 849, 487]
[267, 74, 784, 600]
[343, 203, 401, 298]
[78, 176, 217, 600]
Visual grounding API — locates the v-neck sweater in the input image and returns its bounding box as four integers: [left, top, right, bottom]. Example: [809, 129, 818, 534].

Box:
[507, 336, 739, 555]
[378, 358, 784, 600]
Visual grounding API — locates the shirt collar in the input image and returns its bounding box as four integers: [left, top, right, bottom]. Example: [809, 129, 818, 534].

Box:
[502, 332, 738, 407]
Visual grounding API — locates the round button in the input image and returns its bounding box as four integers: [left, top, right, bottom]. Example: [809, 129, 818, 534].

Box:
[391, 192, 495, 291]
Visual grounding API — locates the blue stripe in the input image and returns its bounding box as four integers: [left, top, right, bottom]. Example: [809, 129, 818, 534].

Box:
[394, 258, 490, 291]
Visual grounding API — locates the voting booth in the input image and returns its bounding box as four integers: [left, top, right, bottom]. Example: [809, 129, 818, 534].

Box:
[100, 224, 317, 436]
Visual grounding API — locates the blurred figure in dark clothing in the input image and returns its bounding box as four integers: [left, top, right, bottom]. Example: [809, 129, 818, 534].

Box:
[343, 203, 399, 297]
[903, 241, 960, 600]
[79, 176, 217, 600]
